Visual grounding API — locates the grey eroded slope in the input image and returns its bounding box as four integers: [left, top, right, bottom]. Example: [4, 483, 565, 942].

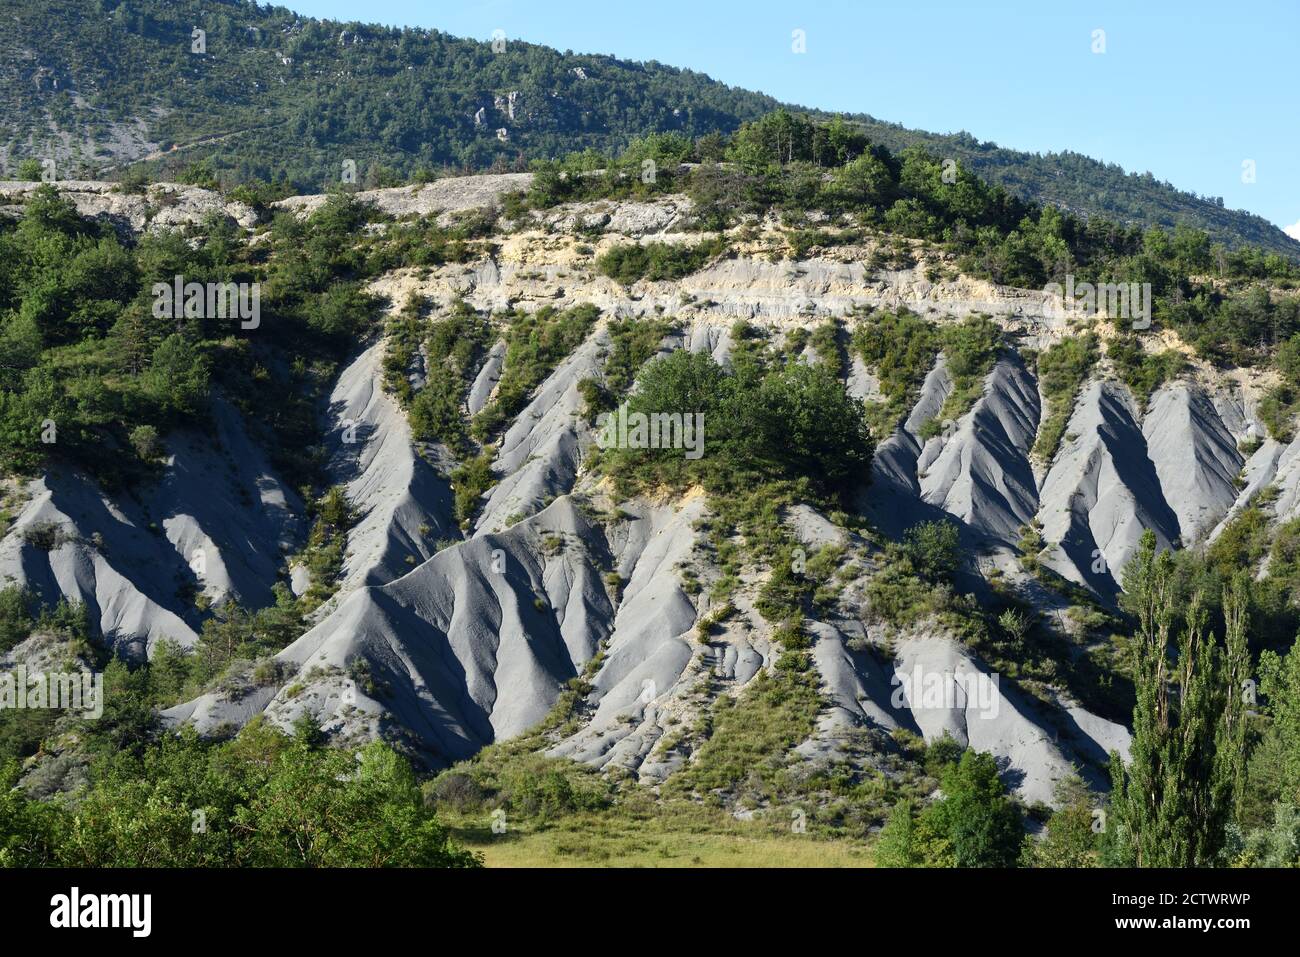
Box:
[860, 353, 1041, 547]
[155, 397, 303, 611]
[890, 634, 1130, 804]
[1265, 432, 1300, 524]
[0, 471, 199, 657]
[1141, 382, 1243, 545]
[167, 497, 617, 765]
[321, 342, 457, 597]
[1035, 377, 1250, 595]
[859, 356, 953, 538]
[0, 397, 302, 656]
[1036, 381, 1180, 598]
[475, 329, 607, 534]
[809, 621, 1130, 804]
[549, 498, 707, 777]
[918, 356, 1041, 544]
[1209, 438, 1285, 543]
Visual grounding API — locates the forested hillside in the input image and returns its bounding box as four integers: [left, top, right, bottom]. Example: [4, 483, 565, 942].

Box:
[3, 109, 1300, 866]
[2, 0, 1296, 257]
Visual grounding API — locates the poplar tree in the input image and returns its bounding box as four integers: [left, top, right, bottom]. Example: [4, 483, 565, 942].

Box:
[1108, 532, 1250, 866]
[1215, 574, 1252, 829]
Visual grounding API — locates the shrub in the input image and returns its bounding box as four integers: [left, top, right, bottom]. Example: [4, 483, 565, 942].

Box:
[128, 424, 162, 461]
[901, 520, 961, 583]
[472, 304, 599, 440]
[0, 585, 37, 653]
[595, 238, 726, 285]
[851, 308, 940, 436]
[451, 453, 495, 528]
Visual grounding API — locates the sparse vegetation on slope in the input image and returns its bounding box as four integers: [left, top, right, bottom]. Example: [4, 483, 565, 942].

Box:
[1033, 334, 1100, 463]
[919, 316, 1004, 438]
[850, 308, 941, 437]
[471, 304, 599, 441]
[1106, 336, 1185, 405]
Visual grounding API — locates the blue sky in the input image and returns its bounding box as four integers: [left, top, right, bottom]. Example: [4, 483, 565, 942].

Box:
[287, 0, 1300, 236]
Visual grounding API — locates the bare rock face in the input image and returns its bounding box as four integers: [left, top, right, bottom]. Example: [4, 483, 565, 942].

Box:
[475, 329, 606, 535]
[889, 633, 1130, 805]
[1209, 438, 1285, 543]
[1036, 381, 1180, 599]
[466, 340, 506, 415]
[322, 342, 457, 598]
[1034, 378, 1252, 597]
[1266, 433, 1300, 524]
[0, 180, 257, 234]
[167, 497, 617, 765]
[1141, 382, 1243, 545]
[548, 499, 708, 777]
[859, 356, 952, 538]
[918, 356, 1041, 544]
[542, 196, 693, 236]
[0, 471, 200, 657]
[273, 174, 533, 221]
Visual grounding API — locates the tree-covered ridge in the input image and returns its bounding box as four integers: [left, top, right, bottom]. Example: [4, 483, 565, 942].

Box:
[4, 0, 1297, 257]
[0, 185, 386, 486]
[2, 0, 777, 187]
[525, 112, 1300, 431]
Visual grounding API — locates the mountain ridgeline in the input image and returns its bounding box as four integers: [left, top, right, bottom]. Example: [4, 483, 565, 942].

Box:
[2, 0, 1296, 257]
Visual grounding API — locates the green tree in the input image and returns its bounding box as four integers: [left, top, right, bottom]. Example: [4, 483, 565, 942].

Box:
[874, 800, 927, 867]
[239, 738, 480, 867]
[1026, 776, 1099, 867]
[1108, 531, 1246, 866]
[1259, 638, 1300, 806]
[921, 750, 1024, 867]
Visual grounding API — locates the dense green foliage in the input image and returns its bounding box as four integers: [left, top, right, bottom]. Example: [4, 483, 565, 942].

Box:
[849, 308, 941, 437]
[471, 304, 599, 441]
[0, 186, 383, 488]
[1106, 335, 1186, 405]
[385, 296, 494, 454]
[0, 719, 478, 867]
[1140, 517, 1300, 867]
[580, 316, 677, 418]
[875, 749, 1024, 867]
[1107, 534, 1252, 866]
[601, 346, 872, 506]
[4, 0, 778, 189]
[920, 317, 1004, 438]
[595, 237, 727, 285]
